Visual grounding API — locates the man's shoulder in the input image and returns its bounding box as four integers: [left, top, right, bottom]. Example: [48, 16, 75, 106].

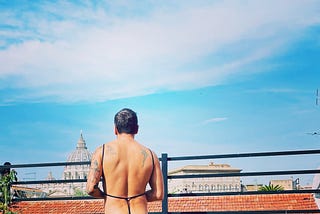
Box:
[93, 142, 110, 155]
[99, 141, 116, 149]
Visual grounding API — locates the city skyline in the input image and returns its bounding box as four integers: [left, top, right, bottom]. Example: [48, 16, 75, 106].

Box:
[1, 1, 320, 185]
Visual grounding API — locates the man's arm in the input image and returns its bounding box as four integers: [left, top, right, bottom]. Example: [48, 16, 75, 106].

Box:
[86, 146, 105, 199]
[146, 152, 164, 202]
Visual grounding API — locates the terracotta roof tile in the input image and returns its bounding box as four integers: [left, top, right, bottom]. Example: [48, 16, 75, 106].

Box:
[10, 194, 319, 213]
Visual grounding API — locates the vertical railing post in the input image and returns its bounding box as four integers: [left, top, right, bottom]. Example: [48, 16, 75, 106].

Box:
[161, 153, 168, 214]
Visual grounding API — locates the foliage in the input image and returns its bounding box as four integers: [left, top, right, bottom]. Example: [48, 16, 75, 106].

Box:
[73, 188, 88, 197]
[258, 184, 284, 192]
[0, 170, 18, 214]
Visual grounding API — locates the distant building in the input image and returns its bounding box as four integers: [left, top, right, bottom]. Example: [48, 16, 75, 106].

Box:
[270, 179, 293, 190]
[36, 133, 92, 196]
[313, 171, 320, 208]
[245, 183, 264, 191]
[168, 162, 242, 193]
[244, 178, 301, 192]
[12, 185, 46, 198]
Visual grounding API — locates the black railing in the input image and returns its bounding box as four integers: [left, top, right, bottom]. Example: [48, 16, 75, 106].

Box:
[1, 149, 320, 213]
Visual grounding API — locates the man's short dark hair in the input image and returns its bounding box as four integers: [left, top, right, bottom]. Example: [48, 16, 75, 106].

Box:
[1, 162, 11, 175]
[114, 108, 138, 134]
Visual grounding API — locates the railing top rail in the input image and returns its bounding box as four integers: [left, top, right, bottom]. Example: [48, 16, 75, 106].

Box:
[167, 149, 320, 161]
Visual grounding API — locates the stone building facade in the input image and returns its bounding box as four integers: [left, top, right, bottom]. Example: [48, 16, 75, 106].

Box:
[168, 162, 242, 193]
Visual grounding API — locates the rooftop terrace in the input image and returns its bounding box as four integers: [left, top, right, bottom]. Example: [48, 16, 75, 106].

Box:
[2, 149, 320, 213]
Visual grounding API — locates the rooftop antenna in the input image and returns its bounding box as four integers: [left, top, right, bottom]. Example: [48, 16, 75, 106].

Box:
[307, 89, 320, 136]
[316, 89, 319, 106]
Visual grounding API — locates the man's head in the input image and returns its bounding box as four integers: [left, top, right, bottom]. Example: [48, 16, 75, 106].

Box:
[114, 108, 138, 135]
[1, 162, 11, 176]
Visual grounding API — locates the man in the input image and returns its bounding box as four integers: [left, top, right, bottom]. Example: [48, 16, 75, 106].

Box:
[86, 108, 164, 214]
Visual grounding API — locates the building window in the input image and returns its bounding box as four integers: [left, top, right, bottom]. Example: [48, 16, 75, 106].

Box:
[223, 185, 227, 191]
[192, 182, 196, 191]
[229, 184, 233, 191]
[235, 184, 239, 191]
[199, 184, 203, 191]
[217, 184, 221, 191]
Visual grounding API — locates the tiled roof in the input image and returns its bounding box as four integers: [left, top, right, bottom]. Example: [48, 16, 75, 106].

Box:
[10, 194, 318, 213]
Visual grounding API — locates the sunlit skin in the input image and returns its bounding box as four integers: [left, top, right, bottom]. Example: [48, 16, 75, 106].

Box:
[86, 127, 164, 214]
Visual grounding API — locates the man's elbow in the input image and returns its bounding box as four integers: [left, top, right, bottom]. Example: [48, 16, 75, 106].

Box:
[86, 186, 94, 196]
[157, 191, 164, 200]
[155, 188, 164, 200]
[146, 188, 164, 202]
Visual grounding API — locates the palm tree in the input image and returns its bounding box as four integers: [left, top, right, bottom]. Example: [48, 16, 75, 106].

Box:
[258, 184, 284, 192]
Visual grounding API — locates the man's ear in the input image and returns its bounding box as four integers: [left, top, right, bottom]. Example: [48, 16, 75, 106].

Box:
[134, 125, 139, 134]
[114, 126, 119, 135]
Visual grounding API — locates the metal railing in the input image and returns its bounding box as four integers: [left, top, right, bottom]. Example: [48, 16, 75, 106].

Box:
[1, 148, 320, 213]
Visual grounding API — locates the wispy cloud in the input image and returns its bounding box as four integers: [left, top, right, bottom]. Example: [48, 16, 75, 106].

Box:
[0, 0, 319, 103]
[201, 117, 228, 125]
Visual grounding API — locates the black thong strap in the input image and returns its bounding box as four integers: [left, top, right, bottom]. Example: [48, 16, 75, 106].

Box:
[105, 192, 146, 214]
[101, 144, 155, 214]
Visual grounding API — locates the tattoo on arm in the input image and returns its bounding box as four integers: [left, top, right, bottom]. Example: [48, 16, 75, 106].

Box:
[141, 150, 148, 167]
[90, 160, 101, 183]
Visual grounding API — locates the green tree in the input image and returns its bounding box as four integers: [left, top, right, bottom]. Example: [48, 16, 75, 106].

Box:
[258, 184, 284, 192]
[0, 170, 18, 214]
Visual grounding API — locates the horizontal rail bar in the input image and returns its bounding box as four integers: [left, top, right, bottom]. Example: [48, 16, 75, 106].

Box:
[168, 189, 320, 197]
[13, 169, 320, 185]
[168, 149, 320, 161]
[11, 189, 320, 202]
[12, 196, 94, 202]
[13, 178, 88, 185]
[168, 169, 320, 179]
[0, 161, 91, 169]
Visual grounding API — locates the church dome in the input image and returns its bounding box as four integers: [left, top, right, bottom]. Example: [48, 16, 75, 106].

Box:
[64, 133, 92, 180]
[67, 133, 91, 162]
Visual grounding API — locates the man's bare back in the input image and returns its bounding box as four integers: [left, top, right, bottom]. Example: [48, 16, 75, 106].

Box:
[86, 108, 164, 214]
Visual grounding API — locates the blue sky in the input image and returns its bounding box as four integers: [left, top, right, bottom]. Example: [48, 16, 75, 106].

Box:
[1, 0, 320, 184]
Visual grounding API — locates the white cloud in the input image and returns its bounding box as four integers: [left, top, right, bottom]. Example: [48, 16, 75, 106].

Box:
[0, 0, 319, 103]
[202, 117, 228, 125]
[245, 88, 300, 94]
